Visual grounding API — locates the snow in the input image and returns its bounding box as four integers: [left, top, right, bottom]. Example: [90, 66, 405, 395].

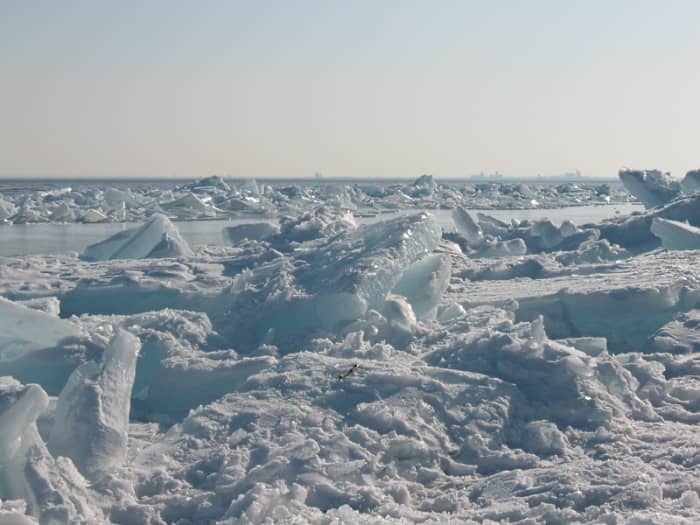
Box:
[3, 177, 700, 523]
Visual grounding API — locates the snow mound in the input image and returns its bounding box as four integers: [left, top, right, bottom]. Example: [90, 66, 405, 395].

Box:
[81, 213, 192, 261]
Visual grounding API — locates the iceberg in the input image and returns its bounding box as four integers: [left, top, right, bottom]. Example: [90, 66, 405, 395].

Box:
[81, 213, 192, 261]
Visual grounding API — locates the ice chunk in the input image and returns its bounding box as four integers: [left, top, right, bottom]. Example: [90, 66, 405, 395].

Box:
[381, 295, 418, 335]
[0, 197, 17, 221]
[650, 217, 700, 250]
[452, 207, 482, 243]
[48, 202, 76, 222]
[391, 254, 451, 320]
[477, 212, 510, 237]
[475, 238, 527, 258]
[48, 330, 140, 481]
[643, 310, 700, 354]
[224, 222, 280, 244]
[408, 174, 437, 197]
[0, 297, 80, 360]
[681, 169, 700, 193]
[529, 219, 563, 250]
[81, 208, 108, 223]
[161, 192, 220, 218]
[0, 377, 49, 477]
[619, 169, 681, 208]
[186, 175, 231, 192]
[558, 220, 578, 239]
[0, 378, 101, 523]
[81, 213, 193, 261]
[225, 213, 442, 348]
[15, 297, 61, 317]
[103, 187, 142, 209]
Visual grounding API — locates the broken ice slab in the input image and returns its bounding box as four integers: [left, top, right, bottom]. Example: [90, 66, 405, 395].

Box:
[223, 222, 280, 244]
[451, 249, 700, 353]
[681, 169, 700, 193]
[651, 217, 700, 250]
[0, 297, 81, 361]
[643, 309, 700, 354]
[599, 193, 700, 250]
[0, 377, 49, 470]
[452, 207, 483, 243]
[392, 254, 451, 321]
[222, 212, 443, 349]
[474, 238, 527, 258]
[618, 169, 681, 209]
[48, 330, 140, 482]
[81, 213, 193, 261]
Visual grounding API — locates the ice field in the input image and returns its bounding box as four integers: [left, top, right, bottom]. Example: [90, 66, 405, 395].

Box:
[2, 173, 700, 523]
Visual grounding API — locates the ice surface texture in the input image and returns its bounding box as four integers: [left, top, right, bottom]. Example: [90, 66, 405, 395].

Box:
[2, 194, 700, 523]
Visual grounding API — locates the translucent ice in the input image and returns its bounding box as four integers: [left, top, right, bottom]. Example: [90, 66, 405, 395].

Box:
[392, 254, 451, 320]
[48, 330, 140, 481]
[0, 297, 80, 361]
[81, 213, 192, 261]
[452, 207, 483, 244]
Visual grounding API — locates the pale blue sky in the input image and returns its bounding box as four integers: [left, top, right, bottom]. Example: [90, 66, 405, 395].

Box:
[1, 1, 699, 179]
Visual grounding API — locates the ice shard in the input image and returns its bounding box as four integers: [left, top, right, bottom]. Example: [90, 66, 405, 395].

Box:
[48, 330, 140, 482]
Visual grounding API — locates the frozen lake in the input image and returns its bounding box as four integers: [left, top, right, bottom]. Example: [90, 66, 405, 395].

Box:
[0, 203, 640, 256]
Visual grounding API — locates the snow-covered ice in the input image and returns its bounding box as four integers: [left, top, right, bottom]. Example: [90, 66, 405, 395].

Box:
[1, 176, 700, 523]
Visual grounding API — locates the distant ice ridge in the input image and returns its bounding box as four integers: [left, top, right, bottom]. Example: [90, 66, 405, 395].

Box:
[0, 174, 632, 225]
[81, 213, 192, 261]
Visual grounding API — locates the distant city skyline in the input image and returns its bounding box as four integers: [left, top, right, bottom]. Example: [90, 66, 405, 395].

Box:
[2, 1, 700, 179]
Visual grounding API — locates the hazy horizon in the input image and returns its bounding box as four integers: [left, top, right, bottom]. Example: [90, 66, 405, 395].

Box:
[3, 1, 699, 180]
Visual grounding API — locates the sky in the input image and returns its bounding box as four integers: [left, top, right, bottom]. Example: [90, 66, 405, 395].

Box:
[1, 0, 699, 179]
